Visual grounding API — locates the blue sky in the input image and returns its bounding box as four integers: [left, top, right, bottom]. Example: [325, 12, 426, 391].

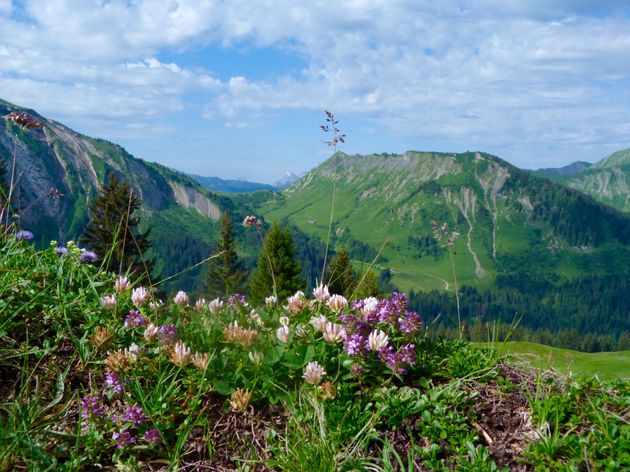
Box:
[1, 1, 629, 183]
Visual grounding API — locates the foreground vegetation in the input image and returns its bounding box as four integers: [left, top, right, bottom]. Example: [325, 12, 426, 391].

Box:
[1, 233, 629, 470]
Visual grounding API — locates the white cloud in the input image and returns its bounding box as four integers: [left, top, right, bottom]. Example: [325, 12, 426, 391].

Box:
[0, 1, 629, 165]
[0, 0, 12, 14]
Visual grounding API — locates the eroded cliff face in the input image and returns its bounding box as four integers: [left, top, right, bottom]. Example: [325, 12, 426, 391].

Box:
[0, 100, 222, 242]
[168, 182, 221, 221]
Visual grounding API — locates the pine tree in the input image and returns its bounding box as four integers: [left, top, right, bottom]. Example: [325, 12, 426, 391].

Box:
[327, 246, 357, 298]
[81, 173, 152, 276]
[205, 212, 246, 297]
[248, 223, 305, 304]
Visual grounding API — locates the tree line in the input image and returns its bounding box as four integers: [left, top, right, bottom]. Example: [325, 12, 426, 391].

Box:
[79, 173, 382, 304]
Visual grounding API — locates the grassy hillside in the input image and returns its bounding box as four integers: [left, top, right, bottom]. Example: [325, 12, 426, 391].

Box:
[478, 342, 630, 382]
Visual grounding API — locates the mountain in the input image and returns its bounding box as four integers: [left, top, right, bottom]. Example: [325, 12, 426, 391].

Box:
[273, 171, 301, 188]
[258, 151, 630, 290]
[552, 148, 630, 212]
[536, 161, 592, 177]
[0, 98, 251, 292]
[189, 174, 277, 193]
[254, 151, 630, 340]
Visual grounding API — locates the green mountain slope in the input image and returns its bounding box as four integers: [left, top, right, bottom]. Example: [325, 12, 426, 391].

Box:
[548, 148, 630, 212]
[257, 151, 630, 292]
[0, 99, 248, 291]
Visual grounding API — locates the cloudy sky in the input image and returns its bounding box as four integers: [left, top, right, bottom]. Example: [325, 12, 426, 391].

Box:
[1, 1, 629, 183]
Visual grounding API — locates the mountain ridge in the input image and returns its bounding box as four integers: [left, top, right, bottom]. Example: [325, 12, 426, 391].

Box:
[542, 147, 630, 212]
[0, 99, 247, 292]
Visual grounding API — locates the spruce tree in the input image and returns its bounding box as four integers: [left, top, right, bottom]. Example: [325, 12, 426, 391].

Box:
[205, 212, 246, 297]
[327, 246, 357, 298]
[81, 173, 152, 276]
[248, 223, 305, 304]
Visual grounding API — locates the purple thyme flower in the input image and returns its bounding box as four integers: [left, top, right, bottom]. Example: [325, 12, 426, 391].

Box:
[229, 293, 247, 307]
[124, 310, 147, 329]
[399, 343, 416, 365]
[104, 370, 124, 395]
[343, 332, 368, 357]
[122, 405, 148, 425]
[398, 311, 422, 334]
[157, 324, 177, 345]
[79, 250, 97, 264]
[16, 230, 33, 241]
[144, 428, 160, 443]
[55, 246, 68, 256]
[113, 430, 137, 449]
[377, 343, 416, 375]
[377, 292, 408, 324]
[81, 395, 104, 420]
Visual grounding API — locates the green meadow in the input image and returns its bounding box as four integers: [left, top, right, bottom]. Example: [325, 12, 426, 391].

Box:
[478, 341, 630, 382]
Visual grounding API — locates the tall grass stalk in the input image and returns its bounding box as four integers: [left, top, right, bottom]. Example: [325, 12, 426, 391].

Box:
[319, 110, 346, 285]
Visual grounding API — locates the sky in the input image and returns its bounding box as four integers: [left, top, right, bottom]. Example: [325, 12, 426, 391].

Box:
[1, 1, 629, 184]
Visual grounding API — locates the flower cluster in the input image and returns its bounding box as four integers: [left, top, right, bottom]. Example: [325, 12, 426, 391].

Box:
[124, 310, 147, 329]
[114, 276, 130, 292]
[16, 230, 33, 241]
[338, 292, 422, 375]
[208, 298, 224, 313]
[286, 290, 309, 314]
[131, 286, 150, 307]
[224, 321, 259, 346]
[242, 215, 263, 229]
[100, 294, 117, 310]
[79, 250, 98, 264]
[81, 373, 158, 449]
[173, 290, 189, 307]
[229, 293, 248, 307]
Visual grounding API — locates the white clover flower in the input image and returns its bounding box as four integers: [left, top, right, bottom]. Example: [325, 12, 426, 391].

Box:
[276, 326, 290, 343]
[295, 325, 308, 338]
[174, 290, 189, 307]
[131, 286, 149, 307]
[309, 315, 328, 331]
[368, 329, 389, 352]
[327, 294, 348, 313]
[322, 322, 345, 343]
[128, 342, 141, 359]
[313, 283, 330, 303]
[100, 294, 117, 310]
[114, 276, 130, 293]
[169, 341, 192, 367]
[361, 297, 379, 317]
[279, 316, 290, 327]
[194, 298, 207, 311]
[286, 290, 308, 314]
[303, 361, 326, 385]
[144, 323, 159, 342]
[208, 298, 224, 313]
[192, 352, 209, 370]
[265, 295, 277, 305]
[249, 351, 264, 365]
[230, 388, 252, 412]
